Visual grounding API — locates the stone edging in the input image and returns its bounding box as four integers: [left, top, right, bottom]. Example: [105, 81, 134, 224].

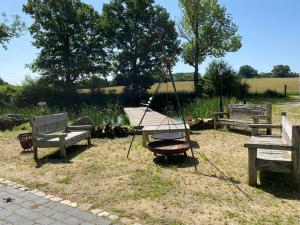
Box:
[0, 177, 141, 225]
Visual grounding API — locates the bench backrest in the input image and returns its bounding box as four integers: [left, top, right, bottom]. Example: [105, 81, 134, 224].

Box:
[30, 113, 68, 138]
[228, 104, 272, 120]
[281, 113, 300, 147]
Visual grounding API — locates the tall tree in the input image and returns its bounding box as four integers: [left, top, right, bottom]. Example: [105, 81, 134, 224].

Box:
[23, 0, 110, 87]
[238, 65, 258, 78]
[179, 0, 242, 88]
[0, 13, 25, 49]
[102, 0, 180, 90]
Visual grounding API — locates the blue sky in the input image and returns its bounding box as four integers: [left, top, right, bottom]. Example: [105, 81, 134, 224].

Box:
[1, 0, 300, 84]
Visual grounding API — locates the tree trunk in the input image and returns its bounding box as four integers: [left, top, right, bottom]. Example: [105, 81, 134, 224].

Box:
[194, 21, 200, 90]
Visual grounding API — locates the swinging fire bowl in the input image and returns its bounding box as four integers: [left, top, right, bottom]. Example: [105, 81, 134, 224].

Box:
[147, 140, 190, 156]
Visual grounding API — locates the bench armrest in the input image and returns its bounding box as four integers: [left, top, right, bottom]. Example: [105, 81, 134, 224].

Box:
[68, 125, 93, 131]
[249, 124, 281, 129]
[244, 142, 292, 151]
[40, 133, 67, 139]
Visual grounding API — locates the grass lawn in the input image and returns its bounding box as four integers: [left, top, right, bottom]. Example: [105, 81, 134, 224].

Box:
[0, 101, 300, 224]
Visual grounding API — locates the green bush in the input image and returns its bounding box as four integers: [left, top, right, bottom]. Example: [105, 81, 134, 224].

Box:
[202, 60, 248, 98]
[0, 84, 22, 106]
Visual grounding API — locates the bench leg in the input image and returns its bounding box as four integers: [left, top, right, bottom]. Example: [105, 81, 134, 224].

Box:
[248, 148, 257, 186]
[142, 132, 149, 147]
[87, 137, 91, 146]
[60, 147, 67, 158]
[33, 147, 38, 162]
[213, 117, 218, 129]
[59, 137, 67, 158]
[266, 128, 272, 135]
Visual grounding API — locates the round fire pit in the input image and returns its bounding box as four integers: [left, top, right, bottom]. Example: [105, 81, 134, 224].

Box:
[147, 140, 190, 156]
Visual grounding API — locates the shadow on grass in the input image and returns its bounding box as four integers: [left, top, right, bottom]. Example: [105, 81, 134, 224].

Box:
[153, 154, 199, 169]
[35, 144, 93, 168]
[258, 172, 300, 200]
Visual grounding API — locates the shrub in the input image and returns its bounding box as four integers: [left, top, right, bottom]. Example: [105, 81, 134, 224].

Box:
[202, 60, 248, 98]
[0, 84, 22, 106]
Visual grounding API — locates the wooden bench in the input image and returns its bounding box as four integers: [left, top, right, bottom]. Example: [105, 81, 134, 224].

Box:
[214, 104, 272, 134]
[244, 112, 300, 190]
[30, 113, 92, 161]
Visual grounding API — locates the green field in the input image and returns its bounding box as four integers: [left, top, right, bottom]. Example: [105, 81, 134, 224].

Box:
[97, 77, 300, 94]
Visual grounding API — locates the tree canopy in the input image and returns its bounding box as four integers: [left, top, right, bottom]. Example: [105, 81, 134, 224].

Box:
[102, 0, 181, 90]
[23, 0, 110, 87]
[179, 0, 242, 88]
[238, 65, 258, 78]
[271, 65, 298, 78]
[0, 13, 25, 49]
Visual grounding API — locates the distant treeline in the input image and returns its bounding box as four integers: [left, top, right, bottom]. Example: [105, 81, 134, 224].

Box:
[174, 64, 299, 81]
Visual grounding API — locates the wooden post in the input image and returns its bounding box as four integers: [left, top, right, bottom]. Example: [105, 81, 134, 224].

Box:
[213, 114, 218, 130]
[284, 85, 287, 97]
[59, 137, 67, 158]
[33, 146, 38, 162]
[248, 147, 257, 186]
[252, 117, 259, 136]
[87, 137, 91, 146]
[267, 103, 272, 135]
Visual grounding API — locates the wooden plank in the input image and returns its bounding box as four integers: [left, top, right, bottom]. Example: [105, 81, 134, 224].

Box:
[124, 107, 182, 127]
[292, 125, 300, 190]
[282, 114, 293, 145]
[257, 149, 292, 161]
[244, 136, 292, 150]
[142, 124, 190, 132]
[248, 147, 257, 186]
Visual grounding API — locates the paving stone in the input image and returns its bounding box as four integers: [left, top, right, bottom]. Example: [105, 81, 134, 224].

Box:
[77, 211, 99, 222]
[120, 217, 132, 224]
[34, 216, 56, 225]
[60, 200, 72, 205]
[51, 211, 70, 221]
[50, 197, 63, 202]
[23, 211, 42, 220]
[68, 202, 77, 207]
[2, 203, 21, 212]
[98, 211, 110, 217]
[4, 214, 23, 223]
[64, 216, 84, 225]
[34, 191, 46, 197]
[15, 207, 32, 216]
[39, 207, 58, 217]
[93, 217, 113, 225]
[0, 209, 12, 218]
[108, 214, 119, 221]
[44, 195, 54, 199]
[54, 203, 74, 213]
[32, 197, 50, 205]
[78, 203, 93, 211]
[91, 208, 104, 214]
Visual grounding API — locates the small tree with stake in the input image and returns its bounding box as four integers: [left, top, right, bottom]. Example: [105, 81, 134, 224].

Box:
[178, 0, 242, 90]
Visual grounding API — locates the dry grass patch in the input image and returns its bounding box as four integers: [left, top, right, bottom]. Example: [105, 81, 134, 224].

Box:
[0, 103, 300, 224]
